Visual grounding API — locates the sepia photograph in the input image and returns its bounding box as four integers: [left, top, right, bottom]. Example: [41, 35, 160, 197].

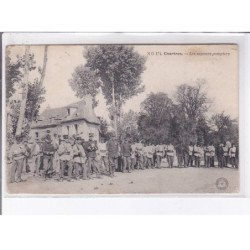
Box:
[4, 44, 239, 195]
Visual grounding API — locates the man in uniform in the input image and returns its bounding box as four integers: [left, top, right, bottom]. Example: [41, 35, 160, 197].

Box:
[85, 133, 101, 179]
[229, 143, 237, 168]
[30, 138, 42, 176]
[98, 137, 109, 174]
[222, 143, 229, 167]
[155, 144, 164, 168]
[209, 144, 215, 167]
[135, 141, 144, 170]
[146, 143, 155, 168]
[216, 144, 224, 168]
[176, 143, 185, 167]
[107, 133, 119, 177]
[57, 135, 74, 181]
[130, 143, 137, 171]
[204, 144, 211, 168]
[193, 143, 200, 168]
[166, 142, 175, 168]
[120, 137, 132, 173]
[73, 136, 88, 179]
[41, 134, 56, 180]
[52, 133, 60, 176]
[187, 142, 194, 167]
[9, 135, 27, 183]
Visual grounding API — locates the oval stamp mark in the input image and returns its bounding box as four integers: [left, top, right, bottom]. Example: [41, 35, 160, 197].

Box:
[216, 177, 229, 190]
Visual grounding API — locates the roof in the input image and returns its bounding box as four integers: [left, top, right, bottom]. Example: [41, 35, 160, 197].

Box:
[31, 99, 100, 129]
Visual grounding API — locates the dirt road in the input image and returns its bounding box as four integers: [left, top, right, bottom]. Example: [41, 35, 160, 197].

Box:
[6, 167, 239, 195]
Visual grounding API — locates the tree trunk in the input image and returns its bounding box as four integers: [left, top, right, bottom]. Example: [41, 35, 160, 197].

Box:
[15, 46, 30, 136]
[31, 45, 48, 121]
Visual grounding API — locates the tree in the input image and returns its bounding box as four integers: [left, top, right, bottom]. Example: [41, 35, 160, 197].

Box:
[210, 112, 239, 145]
[69, 45, 146, 135]
[138, 92, 173, 144]
[69, 65, 100, 107]
[99, 117, 112, 142]
[175, 79, 210, 143]
[5, 49, 36, 101]
[118, 110, 140, 142]
[6, 46, 47, 144]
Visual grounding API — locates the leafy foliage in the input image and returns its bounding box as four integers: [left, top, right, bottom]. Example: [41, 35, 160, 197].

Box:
[6, 50, 46, 144]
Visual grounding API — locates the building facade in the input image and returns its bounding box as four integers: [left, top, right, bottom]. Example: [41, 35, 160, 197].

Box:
[30, 96, 100, 141]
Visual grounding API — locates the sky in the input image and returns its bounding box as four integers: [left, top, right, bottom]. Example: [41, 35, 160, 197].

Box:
[7, 44, 238, 120]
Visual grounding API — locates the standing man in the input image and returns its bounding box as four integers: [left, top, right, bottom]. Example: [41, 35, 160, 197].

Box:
[9, 135, 27, 183]
[217, 144, 224, 168]
[52, 133, 60, 176]
[31, 138, 42, 176]
[57, 135, 74, 181]
[135, 141, 144, 170]
[187, 142, 194, 167]
[41, 134, 56, 180]
[210, 144, 215, 167]
[166, 142, 175, 168]
[120, 137, 132, 173]
[193, 143, 201, 168]
[176, 143, 185, 167]
[229, 143, 237, 168]
[146, 143, 155, 168]
[23, 138, 31, 173]
[204, 145, 211, 168]
[73, 136, 88, 180]
[155, 144, 164, 168]
[107, 133, 119, 177]
[85, 133, 101, 179]
[222, 143, 229, 167]
[130, 142, 137, 171]
[98, 137, 109, 174]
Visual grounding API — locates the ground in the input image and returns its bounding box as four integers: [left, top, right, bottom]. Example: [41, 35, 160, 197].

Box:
[6, 166, 239, 195]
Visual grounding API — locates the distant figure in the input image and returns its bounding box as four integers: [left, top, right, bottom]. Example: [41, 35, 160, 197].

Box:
[120, 137, 132, 173]
[187, 143, 194, 167]
[146, 143, 155, 168]
[41, 134, 56, 179]
[107, 133, 119, 177]
[73, 136, 88, 180]
[9, 135, 26, 183]
[85, 133, 101, 179]
[98, 137, 109, 174]
[222, 144, 229, 167]
[209, 144, 215, 167]
[194, 144, 201, 168]
[176, 143, 185, 168]
[166, 143, 175, 168]
[130, 143, 137, 170]
[204, 145, 211, 168]
[229, 143, 237, 168]
[135, 141, 144, 170]
[31, 138, 42, 176]
[57, 135, 73, 181]
[155, 144, 164, 168]
[217, 144, 224, 168]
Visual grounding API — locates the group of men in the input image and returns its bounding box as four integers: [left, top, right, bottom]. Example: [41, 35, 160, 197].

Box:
[8, 132, 238, 183]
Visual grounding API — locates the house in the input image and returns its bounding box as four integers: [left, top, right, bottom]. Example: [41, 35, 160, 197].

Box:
[30, 96, 100, 141]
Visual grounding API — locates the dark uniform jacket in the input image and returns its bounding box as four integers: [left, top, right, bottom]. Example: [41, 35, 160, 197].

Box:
[120, 142, 132, 157]
[107, 140, 119, 158]
[85, 140, 98, 158]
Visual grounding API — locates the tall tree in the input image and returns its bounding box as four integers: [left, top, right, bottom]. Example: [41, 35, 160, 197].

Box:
[69, 45, 146, 135]
[6, 46, 47, 143]
[175, 79, 209, 143]
[138, 92, 173, 144]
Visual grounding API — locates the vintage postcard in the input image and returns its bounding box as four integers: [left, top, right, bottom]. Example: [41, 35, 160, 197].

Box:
[4, 43, 239, 195]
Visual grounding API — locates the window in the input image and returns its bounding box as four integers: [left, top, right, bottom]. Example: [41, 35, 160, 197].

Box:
[35, 132, 39, 138]
[67, 108, 70, 115]
[74, 124, 78, 134]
